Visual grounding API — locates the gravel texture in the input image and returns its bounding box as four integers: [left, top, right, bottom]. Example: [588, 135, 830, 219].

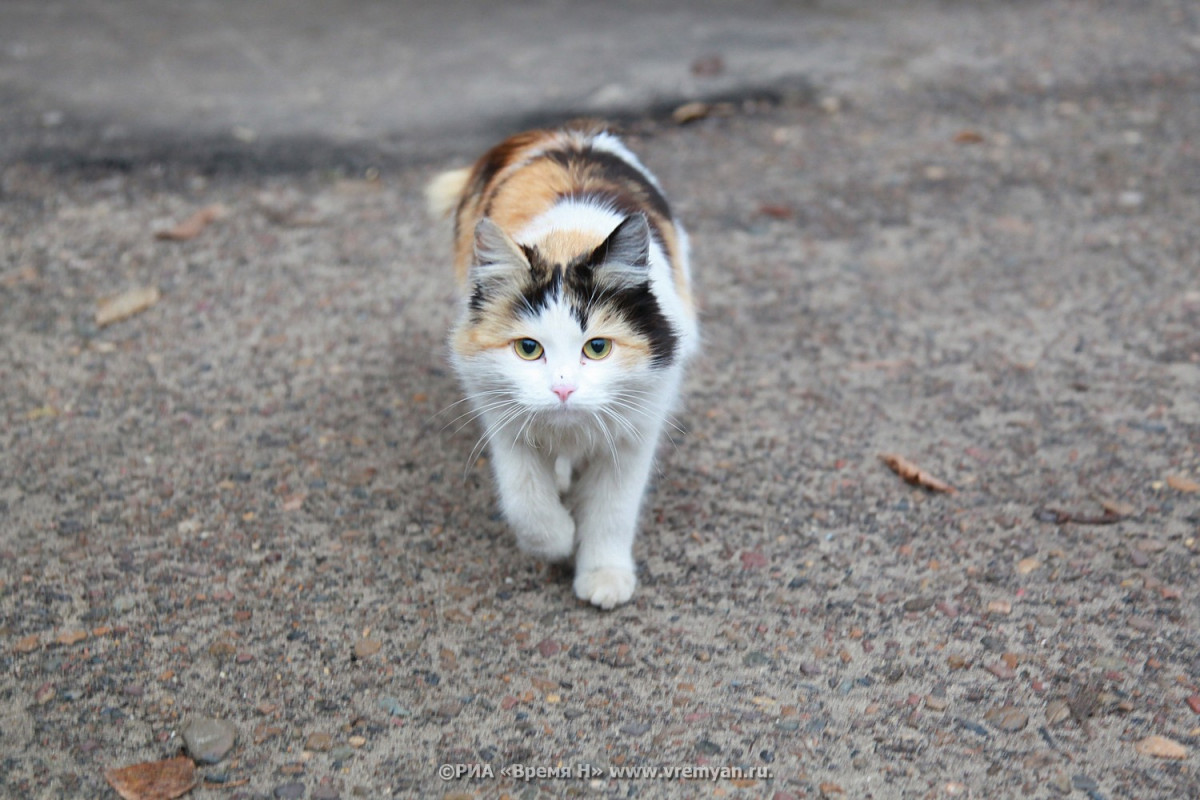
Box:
[3, 2, 1200, 798]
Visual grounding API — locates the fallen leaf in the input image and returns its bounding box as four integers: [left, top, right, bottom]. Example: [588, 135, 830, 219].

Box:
[14, 634, 41, 653]
[1033, 507, 1121, 525]
[1166, 474, 1200, 493]
[757, 203, 795, 220]
[672, 102, 711, 124]
[104, 755, 197, 800]
[155, 204, 227, 241]
[25, 405, 59, 421]
[56, 630, 88, 646]
[281, 493, 306, 512]
[96, 286, 161, 327]
[1016, 557, 1041, 575]
[1135, 734, 1188, 760]
[953, 129, 985, 144]
[879, 453, 956, 493]
[1098, 497, 1136, 516]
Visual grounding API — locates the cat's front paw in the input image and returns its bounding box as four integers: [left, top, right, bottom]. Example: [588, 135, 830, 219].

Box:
[574, 567, 636, 610]
[514, 512, 576, 563]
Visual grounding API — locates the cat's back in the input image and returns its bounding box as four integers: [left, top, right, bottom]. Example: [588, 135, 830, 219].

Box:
[428, 125, 694, 319]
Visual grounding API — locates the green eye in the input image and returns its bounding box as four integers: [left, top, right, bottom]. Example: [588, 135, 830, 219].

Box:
[583, 338, 612, 360]
[514, 338, 544, 360]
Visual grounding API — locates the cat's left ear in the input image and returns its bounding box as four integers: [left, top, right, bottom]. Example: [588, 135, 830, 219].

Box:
[588, 213, 651, 290]
[471, 217, 530, 284]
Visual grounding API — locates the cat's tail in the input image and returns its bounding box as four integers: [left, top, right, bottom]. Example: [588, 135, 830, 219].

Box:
[425, 167, 471, 219]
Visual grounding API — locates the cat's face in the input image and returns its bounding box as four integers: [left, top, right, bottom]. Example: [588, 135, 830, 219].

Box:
[452, 215, 678, 430]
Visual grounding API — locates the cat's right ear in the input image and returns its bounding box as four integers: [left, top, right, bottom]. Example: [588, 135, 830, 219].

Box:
[471, 218, 530, 283]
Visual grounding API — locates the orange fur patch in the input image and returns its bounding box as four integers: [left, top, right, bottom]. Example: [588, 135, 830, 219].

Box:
[443, 126, 692, 313]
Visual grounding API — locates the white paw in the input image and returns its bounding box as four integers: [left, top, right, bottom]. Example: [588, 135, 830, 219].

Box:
[515, 512, 575, 563]
[574, 567, 636, 610]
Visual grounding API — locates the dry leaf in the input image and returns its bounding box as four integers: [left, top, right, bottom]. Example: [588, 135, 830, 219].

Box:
[1016, 557, 1041, 575]
[281, 493, 307, 512]
[757, 203, 795, 220]
[1166, 474, 1200, 493]
[14, 634, 40, 653]
[672, 102, 711, 124]
[96, 286, 161, 327]
[879, 453, 956, 493]
[1033, 507, 1121, 525]
[953, 129, 985, 144]
[1135, 734, 1188, 760]
[56, 629, 88, 646]
[104, 755, 197, 800]
[1099, 497, 1136, 517]
[155, 204, 227, 241]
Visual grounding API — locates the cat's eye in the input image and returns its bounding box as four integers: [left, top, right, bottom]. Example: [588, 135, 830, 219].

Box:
[583, 338, 612, 360]
[514, 338, 544, 360]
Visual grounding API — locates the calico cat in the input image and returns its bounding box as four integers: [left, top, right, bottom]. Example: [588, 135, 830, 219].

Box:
[426, 124, 697, 609]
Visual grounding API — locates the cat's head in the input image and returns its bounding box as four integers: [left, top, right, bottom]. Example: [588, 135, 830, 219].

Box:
[451, 214, 677, 426]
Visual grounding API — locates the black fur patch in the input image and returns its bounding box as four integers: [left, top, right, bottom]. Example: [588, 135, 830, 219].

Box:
[513, 247, 677, 367]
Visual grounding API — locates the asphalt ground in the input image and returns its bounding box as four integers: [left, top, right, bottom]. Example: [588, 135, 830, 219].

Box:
[3, 2, 1200, 799]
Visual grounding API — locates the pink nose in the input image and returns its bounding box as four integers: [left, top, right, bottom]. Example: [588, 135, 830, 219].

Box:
[552, 385, 575, 403]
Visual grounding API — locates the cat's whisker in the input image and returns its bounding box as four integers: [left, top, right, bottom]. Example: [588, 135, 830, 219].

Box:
[443, 397, 521, 434]
[432, 389, 509, 420]
[463, 406, 525, 480]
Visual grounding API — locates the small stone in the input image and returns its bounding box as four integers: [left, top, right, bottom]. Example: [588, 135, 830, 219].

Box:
[305, 733, 333, 752]
[986, 600, 1011, 615]
[353, 639, 381, 659]
[378, 697, 409, 717]
[182, 717, 238, 764]
[312, 787, 339, 800]
[536, 638, 561, 658]
[819, 782, 845, 797]
[208, 641, 235, 660]
[1116, 191, 1144, 209]
[1016, 557, 1040, 575]
[925, 695, 948, 711]
[946, 654, 969, 670]
[903, 597, 933, 613]
[348, 736, 366, 748]
[1129, 548, 1150, 568]
[1135, 734, 1188, 759]
[1048, 771, 1071, 794]
[329, 746, 354, 761]
[944, 782, 967, 796]
[985, 705, 1029, 732]
[620, 722, 651, 736]
[744, 651, 771, 667]
[35, 683, 55, 704]
[1186, 695, 1200, 714]
[1071, 774, 1099, 792]
[956, 718, 990, 738]
[274, 782, 306, 799]
[986, 662, 1016, 680]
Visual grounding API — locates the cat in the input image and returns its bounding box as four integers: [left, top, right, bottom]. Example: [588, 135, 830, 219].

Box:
[426, 124, 697, 609]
